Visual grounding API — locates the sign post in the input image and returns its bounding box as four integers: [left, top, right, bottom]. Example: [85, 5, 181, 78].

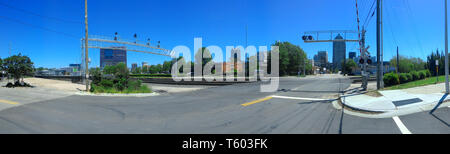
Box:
[437, 60, 439, 84]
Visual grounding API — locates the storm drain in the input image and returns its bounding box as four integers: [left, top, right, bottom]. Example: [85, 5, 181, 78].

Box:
[392, 98, 423, 107]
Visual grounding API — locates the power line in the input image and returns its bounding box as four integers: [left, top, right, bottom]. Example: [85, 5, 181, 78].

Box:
[363, 0, 376, 28]
[385, 2, 398, 47]
[0, 1, 82, 24]
[403, 0, 425, 57]
[0, 15, 79, 39]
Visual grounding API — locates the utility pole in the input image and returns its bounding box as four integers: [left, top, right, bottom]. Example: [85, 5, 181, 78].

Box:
[84, 0, 89, 91]
[446, 0, 449, 94]
[361, 28, 368, 90]
[396, 46, 399, 76]
[376, 0, 383, 90]
[380, 0, 384, 88]
[304, 59, 306, 76]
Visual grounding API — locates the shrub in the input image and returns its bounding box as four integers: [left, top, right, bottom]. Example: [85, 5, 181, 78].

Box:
[130, 74, 172, 78]
[424, 70, 431, 77]
[406, 73, 413, 81]
[410, 71, 419, 81]
[90, 84, 105, 93]
[114, 78, 127, 91]
[99, 79, 114, 88]
[399, 73, 408, 84]
[90, 68, 102, 85]
[383, 72, 400, 87]
[139, 85, 151, 93]
[127, 79, 141, 91]
[90, 63, 152, 94]
[418, 71, 426, 79]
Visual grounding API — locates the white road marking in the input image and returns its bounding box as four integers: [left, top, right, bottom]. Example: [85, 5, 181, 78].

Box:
[392, 116, 412, 134]
[271, 95, 330, 101]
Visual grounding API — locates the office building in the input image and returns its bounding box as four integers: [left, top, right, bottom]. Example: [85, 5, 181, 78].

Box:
[100, 47, 127, 68]
[332, 34, 346, 69]
[313, 51, 328, 68]
[349, 52, 356, 60]
[131, 63, 138, 71]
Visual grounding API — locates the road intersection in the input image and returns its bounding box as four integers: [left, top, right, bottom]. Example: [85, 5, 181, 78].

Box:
[0, 75, 448, 134]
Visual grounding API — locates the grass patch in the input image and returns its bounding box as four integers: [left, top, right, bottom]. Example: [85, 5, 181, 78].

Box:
[130, 76, 172, 79]
[130, 74, 172, 78]
[365, 90, 383, 97]
[384, 75, 445, 90]
[90, 83, 152, 94]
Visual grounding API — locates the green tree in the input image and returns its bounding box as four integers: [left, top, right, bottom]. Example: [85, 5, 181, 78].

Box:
[132, 66, 142, 74]
[89, 67, 102, 85]
[156, 64, 163, 73]
[162, 61, 172, 73]
[272, 41, 308, 76]
[2, 54, 34, 82]
[114, 62, 129, 79]
[103, 65, 117, 75]
[194, 47, 213, 75]
[390, 56, 426, 73]
[342, 59, 357, 75]
[0, 57, 3, 72]
[142, 65, 150, 74]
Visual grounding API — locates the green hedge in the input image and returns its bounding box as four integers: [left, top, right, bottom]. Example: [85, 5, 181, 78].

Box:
[399, 73, 408, 84]
[423, 70, 431, 78]
[418, 71, 426, 79]
[384, 69, 433, 87]
[405, 73, 413, 82]
[130, 74, 172, 78]
[410, 71, 420, 81]
[383, 73, 400, 87]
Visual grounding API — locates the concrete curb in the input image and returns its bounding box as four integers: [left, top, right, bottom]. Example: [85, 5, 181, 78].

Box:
[337, 94, 450, 118]
[75, 91, 160, 97]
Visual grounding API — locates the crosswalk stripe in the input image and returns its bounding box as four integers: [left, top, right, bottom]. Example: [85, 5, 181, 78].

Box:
[393, 116, 412, 134]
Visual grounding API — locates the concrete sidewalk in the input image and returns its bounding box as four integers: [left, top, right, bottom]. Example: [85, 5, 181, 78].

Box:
[337, 83, 450, 118]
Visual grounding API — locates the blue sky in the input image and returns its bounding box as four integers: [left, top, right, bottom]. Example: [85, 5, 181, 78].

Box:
[0, 0, 446, 68]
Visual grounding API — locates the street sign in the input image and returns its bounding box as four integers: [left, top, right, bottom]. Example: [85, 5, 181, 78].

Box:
[436, 60, 439, 66]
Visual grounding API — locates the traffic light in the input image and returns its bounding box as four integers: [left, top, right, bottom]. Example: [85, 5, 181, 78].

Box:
[302, 36, 307, 41]
[359, 58, 364, 64]
[359, 58, 372, 65]
[301, 35, 314, 41]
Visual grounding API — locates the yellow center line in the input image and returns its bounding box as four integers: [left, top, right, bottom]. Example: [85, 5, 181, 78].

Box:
[241, 96, 273, 107]
[0, 99, 20, 105]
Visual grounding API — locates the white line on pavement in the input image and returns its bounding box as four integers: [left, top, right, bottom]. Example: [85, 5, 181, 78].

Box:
[271, 95, 330, 101]
[392, 116, 412, 134]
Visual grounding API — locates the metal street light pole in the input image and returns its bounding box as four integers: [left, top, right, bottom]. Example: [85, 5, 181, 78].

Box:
[446, 0, 449, 93]
[84, 0, 89, 91]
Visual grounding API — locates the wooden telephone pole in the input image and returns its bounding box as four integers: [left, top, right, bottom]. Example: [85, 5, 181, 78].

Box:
[84, 0, 89, 91]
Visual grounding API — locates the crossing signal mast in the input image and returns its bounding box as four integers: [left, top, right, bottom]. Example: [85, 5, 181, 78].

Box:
[302, 30, 371, 90]
[301, 0, 372, 90]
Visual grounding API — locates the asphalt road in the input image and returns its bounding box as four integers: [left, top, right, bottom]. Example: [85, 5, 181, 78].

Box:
[0, 76, 448, 134]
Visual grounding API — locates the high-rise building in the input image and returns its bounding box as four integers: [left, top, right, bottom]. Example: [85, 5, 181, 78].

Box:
[314, 51, 328, 68]
[142, 62, 149, 67]
[333, 34, 346, 70]
[349, 52, 356, 60]
[131, 63, 138, 71]
[100, 47, 127, 68]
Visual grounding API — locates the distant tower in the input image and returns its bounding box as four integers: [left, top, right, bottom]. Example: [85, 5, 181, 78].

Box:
[333, 34, 346, 70]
